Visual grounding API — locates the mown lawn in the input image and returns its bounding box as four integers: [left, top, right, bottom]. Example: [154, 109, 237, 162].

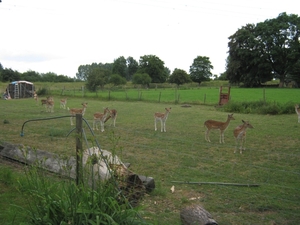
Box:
[0, 89, 300, 224]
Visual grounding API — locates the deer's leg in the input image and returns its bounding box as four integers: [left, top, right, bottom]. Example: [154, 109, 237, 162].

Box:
[70, 117, 74, 126]
[160, 120, 163, 132]
[205, 129, 211, 142]
[154, 119, 157, 131]
[220, 130, 224, 143]
[163, 121, 166, 132]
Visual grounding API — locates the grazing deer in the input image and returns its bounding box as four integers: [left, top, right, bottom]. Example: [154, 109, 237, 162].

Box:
[104, 109, 117, 127]
[234, 120, 254, 154]
[60, 98, 67, 109]
[154, 107, 172, 132]
[93, 107, 111, 132]
[46, 97, 54, 113]
[295, 104, 300, 123]
[68, 103, 88, 125]
[204, 114, 235, 143]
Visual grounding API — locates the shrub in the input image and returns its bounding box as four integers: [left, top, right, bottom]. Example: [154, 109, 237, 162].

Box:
[222, 100, 295, 115]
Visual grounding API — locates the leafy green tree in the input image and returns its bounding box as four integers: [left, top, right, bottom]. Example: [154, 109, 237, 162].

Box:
[1, 68, 21, 82]
[40, 72, 58, 82]
[227, 12, 300, 87]
[76, 63, 113, 81]
[86, 68, 111, 91]
[112, 56, 127, 79]
[138, 55, 167, 83]
[168, 68, 191, 86]
[132, 73, 152, 87]
[109, 74, 127, 86]
[189, 56, 213, 85]
[127, 56, 138, 81]
[21, 70, 41, 82]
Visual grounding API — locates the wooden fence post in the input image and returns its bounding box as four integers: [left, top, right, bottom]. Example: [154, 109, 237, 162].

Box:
[76, 114, 83, 186]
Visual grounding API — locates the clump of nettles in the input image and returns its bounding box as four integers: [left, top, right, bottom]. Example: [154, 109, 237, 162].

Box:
[3, 119, 9, 124]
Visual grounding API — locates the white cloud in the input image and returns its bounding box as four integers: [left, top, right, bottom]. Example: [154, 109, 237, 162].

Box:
[1, 0, 299, 77]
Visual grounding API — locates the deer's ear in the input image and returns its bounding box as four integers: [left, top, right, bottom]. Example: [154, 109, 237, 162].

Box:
[242, 120, 245, 123]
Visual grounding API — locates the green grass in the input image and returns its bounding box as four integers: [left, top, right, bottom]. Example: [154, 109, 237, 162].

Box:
[0, 90, 300, 224]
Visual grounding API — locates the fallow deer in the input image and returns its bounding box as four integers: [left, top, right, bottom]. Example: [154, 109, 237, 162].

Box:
[154, 107, 172, 132]
[68, 103, 88, 125]
[204, 114, 235, 143]
[104, 109, 117, 127]
[295, 104, 300, 123]
[93, 107, 111, 132]
[233, 120, 254, 154]
[60, 98, 67, 109]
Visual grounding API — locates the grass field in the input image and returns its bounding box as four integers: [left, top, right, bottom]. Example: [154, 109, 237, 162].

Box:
[0, 90, 300, 224]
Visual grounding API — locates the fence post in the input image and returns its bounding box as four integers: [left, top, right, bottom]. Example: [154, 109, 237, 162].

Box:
[76, 114, 83, 186]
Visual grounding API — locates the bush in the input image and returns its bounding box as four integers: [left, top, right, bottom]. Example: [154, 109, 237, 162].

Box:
[222, 100, 295, 115]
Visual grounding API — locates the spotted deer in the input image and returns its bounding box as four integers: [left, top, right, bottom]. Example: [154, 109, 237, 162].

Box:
[295, 104, 300, 123]
[204, 114, 235, 143]
[68, 103, 88, 125]
[104, 109, 117, 127]
[234, 120, 254, 154]
[45, 96, 54, 113]
[93, 107, 111, 132]
[60, 98, 67, 109]
[154, 107, 172, 132]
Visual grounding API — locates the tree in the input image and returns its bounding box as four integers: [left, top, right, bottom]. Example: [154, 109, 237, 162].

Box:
[227, 12, 300, 87]
[76, 63, 113, 81]
[138, 55, 167, 83]
[21, 70, 41, 82]
[189, 56, 213, 85]
[168, 68, 191, 86]
[132, 73, 152, 87]
[86, 68, 111, 91]
[1, 68, 20, 82]
[127, 56, 138, 81]
[109, 74, 127, 86]
[112, 56, 127, 79]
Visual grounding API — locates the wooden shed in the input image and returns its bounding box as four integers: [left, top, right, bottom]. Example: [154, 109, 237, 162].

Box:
[7, 80, 35, 99]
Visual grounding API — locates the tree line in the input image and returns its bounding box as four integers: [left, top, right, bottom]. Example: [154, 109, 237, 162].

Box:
[0, 64, 76, 83]
[78, 55, 217, 91]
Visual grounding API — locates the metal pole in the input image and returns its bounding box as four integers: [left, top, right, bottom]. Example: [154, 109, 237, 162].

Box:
[76, 114, 83, 186]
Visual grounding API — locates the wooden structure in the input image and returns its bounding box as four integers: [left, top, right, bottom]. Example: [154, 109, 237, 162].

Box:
[219, 86, 231, 105]
[7, 80, 35, 99]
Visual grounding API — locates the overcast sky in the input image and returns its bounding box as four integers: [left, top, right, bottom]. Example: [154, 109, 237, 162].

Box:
[1, 0, 299, 78]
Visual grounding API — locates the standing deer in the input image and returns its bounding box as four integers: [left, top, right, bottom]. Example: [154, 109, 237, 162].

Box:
[60, 98, 67, 109]
[33, 91, 38, 104]
[295, 104, 300, 123]
[104, 109, 118, 127]
[68, 103, 88, 125]
[46, 97, 54, 113]
[93, 107, 111, 132]
[154, 107, 172, 132]
[204, 114, 235, 143]
[233, 120, 254, 154]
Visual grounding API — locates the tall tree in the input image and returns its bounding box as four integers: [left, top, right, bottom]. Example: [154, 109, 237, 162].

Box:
[189, 56, 213, 86]
[168, 68, 191, 87]
[227, 12, 300, 87]
[132, 73, 152, 87]
[112, 56, 127, 79]
[86, 68, 111, 91]
[138, 55, 167, 83]
[127, 56, 138, 81]
[21, 70, 41, 82]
